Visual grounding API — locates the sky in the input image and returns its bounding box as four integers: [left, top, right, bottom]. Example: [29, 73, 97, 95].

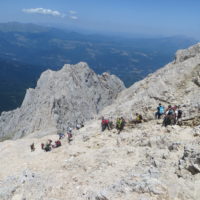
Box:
[0, 0, 200, 39]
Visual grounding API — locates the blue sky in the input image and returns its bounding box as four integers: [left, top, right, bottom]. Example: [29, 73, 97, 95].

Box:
[1, 0, 200, 38]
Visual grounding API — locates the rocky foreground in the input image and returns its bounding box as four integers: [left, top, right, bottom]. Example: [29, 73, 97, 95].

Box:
[0, 43, 200, 200]
[0, 119, 200, 200]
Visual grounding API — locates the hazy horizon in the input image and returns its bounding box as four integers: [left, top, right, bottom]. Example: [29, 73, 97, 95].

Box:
[1, 0, 200, 39]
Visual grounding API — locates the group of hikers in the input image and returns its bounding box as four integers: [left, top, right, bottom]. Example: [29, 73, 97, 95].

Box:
[101, 113, 143, 134]
[40, 139, 62, 152]
[30, 103, 183, 151]
[101, 117, 126, 134]
[30, 138, 63, 152]
[155, 103, 183, 127]
[100, 103, 183, 134]
[30, 122, 84, 152]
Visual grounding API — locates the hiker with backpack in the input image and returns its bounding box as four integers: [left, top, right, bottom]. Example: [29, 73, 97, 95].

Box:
[132, 113, 143, 124]
[41, 143, 45, 150]
[101, 117, 110, 131]
[175, 105, 183, 125]
[116, 117, 125, 134]
[44, 142, 51, 152]
[116, 118, 122, 133]
[52, 140, 62, 148]
[67, 127, 73, 143]
[155, 103, 165, 119]
[108, 120, 114, 130]
[58, 132, 65, 140]
[162, 105, 176, 127]
[30, 143, 35, 152]
[76, 121, 84, 130]
[42, 139, 53, 152]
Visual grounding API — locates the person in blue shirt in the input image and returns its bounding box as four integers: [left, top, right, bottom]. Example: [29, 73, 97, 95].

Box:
[155, 103, 164, 119]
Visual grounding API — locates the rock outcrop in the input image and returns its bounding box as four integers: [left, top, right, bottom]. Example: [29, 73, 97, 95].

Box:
[102, 43, 200, 123]
[0, 62, 125, 140]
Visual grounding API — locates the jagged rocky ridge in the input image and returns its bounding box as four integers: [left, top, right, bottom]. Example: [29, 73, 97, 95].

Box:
[0, 62, 125, 140]
[102, 43, 200, 124]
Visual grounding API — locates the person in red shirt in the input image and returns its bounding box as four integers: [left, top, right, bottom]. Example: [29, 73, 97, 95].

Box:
[101, 117, 110, 131]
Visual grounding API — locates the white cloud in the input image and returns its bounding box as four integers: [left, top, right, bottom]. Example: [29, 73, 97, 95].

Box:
[69, 16, 78, 20]
[22, 8, 79, 20]
[22, 8, 62, 17]
[69, 10, 77, 15]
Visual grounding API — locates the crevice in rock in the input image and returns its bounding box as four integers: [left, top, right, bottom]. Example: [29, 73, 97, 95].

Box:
[187, 165, 200, 175]
[182, 115, 200, 127]
[149, 96, 171, 104]
[193, 79, 200, 87]
[95, 195, 109, 200]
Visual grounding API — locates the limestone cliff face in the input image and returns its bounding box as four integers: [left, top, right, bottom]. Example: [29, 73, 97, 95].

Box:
[0, 62, 125, 140]
[102, 43, 200, 121]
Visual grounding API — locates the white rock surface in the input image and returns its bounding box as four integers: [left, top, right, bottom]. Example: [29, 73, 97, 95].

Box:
[0, 62, 125, 140]
[0, 120, 200, 200]
[0, 44, 200, 200]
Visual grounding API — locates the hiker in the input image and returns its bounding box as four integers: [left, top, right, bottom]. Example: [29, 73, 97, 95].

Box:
[67, 127, 72, 133]
[41, 143, 44, 150]
[76, 124, 81, 130]
[176, 105, 183, 125]
[116, 117, 125, 134]
[30, 143, 35, 152]
[76, 121, 84, 130]
[53, 140, 61, 148]
[66, 126, 73, 143]
[121, 117, 126, 127]
[155, 103, 165, 119]
[165, 105, 175, 116]
[67, 131, 73, 143]
[44, 143, 51, 152]
[108, 120, 114, 130]
[66, 127, 72, 142]
[132, 113, 143, 124]
[101, 117, 110, 131]
[58, 132, 65, 140]
[43, 139, 52, 152]
[116, 118, 122, 133]
[162, 105, 176, 127]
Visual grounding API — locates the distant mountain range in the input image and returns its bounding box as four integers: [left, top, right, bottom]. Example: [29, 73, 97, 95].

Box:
[0, 22, 197, 113]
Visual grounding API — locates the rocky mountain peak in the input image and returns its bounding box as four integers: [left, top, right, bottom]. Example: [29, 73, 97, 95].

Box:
[0, 62, 125, 140]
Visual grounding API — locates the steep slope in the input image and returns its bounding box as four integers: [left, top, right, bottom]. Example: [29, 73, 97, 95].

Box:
[0, 44, 200, 200]
[0, 62, 125, 140]
[0, 120, 199, 200]
[102, 43, 200, 122]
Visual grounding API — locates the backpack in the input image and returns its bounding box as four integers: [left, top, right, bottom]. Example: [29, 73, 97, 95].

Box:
[159, 106, 164, 114]
[168, 109, 174, 115]
[55, 140, 61, 147]
[102, 120, 106, 124]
